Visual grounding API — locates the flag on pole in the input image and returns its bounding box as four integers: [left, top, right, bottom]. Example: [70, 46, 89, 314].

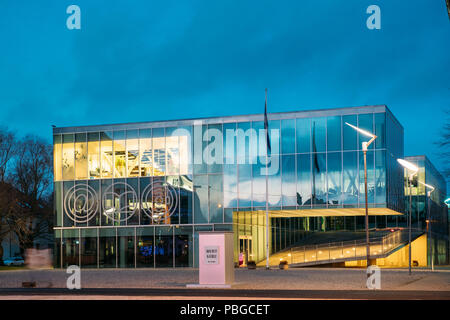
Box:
[264, 88, 271, 154]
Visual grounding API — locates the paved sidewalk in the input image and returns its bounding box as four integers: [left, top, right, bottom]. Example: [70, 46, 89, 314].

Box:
[0, 267, 449, 291]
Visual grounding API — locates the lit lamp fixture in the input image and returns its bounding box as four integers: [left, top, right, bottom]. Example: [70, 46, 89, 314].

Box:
[397, 158, 419, 275]
[345, 122, 377, 270]
[419, 181, 435, 271]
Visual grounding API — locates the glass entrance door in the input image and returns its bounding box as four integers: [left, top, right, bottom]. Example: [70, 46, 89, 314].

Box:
[239, 236, 252, 267]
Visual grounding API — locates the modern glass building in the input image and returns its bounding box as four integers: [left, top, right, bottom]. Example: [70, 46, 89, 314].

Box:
[403, 155, 448, 265]
[53, 104, 408, 268]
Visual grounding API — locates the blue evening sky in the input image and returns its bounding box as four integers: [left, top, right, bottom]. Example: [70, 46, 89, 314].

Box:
[0, 1, 449, 189]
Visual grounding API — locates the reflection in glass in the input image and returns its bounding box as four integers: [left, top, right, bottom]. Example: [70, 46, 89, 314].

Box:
[374, 112, 386, 149]
[223, 123, 237, 208]
[180, 175, 193, 224]
[375, 150, 386, 204]
[343, 151, 358, 205]
[327, 152, 342, 205]
[282, 155, 296, 206]
[343, 115, 357, 151]
[62, 134, 74, 180]
[297, 153, 311, 206]
[152, 128, 165, 176]
[166, 128, 180, 176]
[139, 129, 152, 177]
[358, 113, 374, 150]
[75, 133, 87, 180]
[194, 175, 208, 223]
[311, 117, 326, 153]
[137, 227, 154, 267]
[359, 150, 374, 205]
[155, 227, 173, 267]
[312, 153, 326, 206]
[327, 116, 341, 152]
[175, 226, 192, 267]
[281, 119, 295, 154]
[209, 174, 223, 223]
[296, 118, 310, 153]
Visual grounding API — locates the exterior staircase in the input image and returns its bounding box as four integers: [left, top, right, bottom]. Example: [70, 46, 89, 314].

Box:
[257, 229, 425, 267]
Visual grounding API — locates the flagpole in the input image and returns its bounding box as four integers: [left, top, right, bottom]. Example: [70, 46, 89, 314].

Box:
[265, 88, 270, 270]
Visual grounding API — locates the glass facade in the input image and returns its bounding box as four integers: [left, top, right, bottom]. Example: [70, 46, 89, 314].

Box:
[53, 105, 413, 268]
[403, 156, 449, 265]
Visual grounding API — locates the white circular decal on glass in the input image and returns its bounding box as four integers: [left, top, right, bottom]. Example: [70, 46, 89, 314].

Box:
[101, 182, 138, 222]
[141, 180, 178, 223]
[64, 184, 98, 223]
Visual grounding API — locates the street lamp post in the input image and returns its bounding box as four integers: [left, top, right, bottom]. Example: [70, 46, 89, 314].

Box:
[419, 181, 435, 271]
[345, 122, 377, 269]
[397, 159, 419, 276]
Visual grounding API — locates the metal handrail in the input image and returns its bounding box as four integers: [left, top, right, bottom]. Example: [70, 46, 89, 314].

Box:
[266, 228, 425, 266]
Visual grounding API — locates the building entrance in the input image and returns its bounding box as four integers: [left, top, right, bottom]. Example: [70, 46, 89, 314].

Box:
[239, 236, 252, 267]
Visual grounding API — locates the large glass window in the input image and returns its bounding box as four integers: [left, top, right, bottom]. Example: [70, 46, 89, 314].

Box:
[53, 135, 62, 181]
[127, 130, 139, 177]
[175, 226, 193, 267]
[312, 153, 326, 206]
[81, 229, 97, 268]
[194, 175, 208, 223]
[375, 150, 386, 204]
[100, 131, 113, 178]
[327, 152, 342, 205]
[88, 132, 100, 179]
[358, 113, 374, 150]
[166, 127, 180, 176]
[152, 128, 165, 176]
[359, 150, 374, 205]
[311, 117, 326, 153]
[281, 154, 296, 206]
[296, 153, 311, 206]
[207, 123, 223, 174]
[139, 129, 152, 177]
[75, 133, 87, 180]
[62, 229, 79, 267]
[209, 174, 223, 223]
[114, 130, 126, 178]
[327, 116, 341, 152]
[62, 134, 74, 180]
[223, 123, 237, 208]
[343, 151, 358, 205]
[118, 228, 135, 268]
[237, 122, 252, 208]
[136, 227, 154, 268]
[374, 112, 386, 149]
[180, 175, 193, 224]
[296, 118, 310, 153]
[99, 228, 116, 268]
[343, 115, 357, 151]
[281, 119, 295, 154]
[155, 226, 173, 267]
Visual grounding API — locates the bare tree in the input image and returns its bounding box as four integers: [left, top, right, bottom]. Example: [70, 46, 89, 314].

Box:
[7, 135, 53, 252]
[0, 128, 16, 183]
[436, 110, 450, 179]
[0, 128, 17, 263]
